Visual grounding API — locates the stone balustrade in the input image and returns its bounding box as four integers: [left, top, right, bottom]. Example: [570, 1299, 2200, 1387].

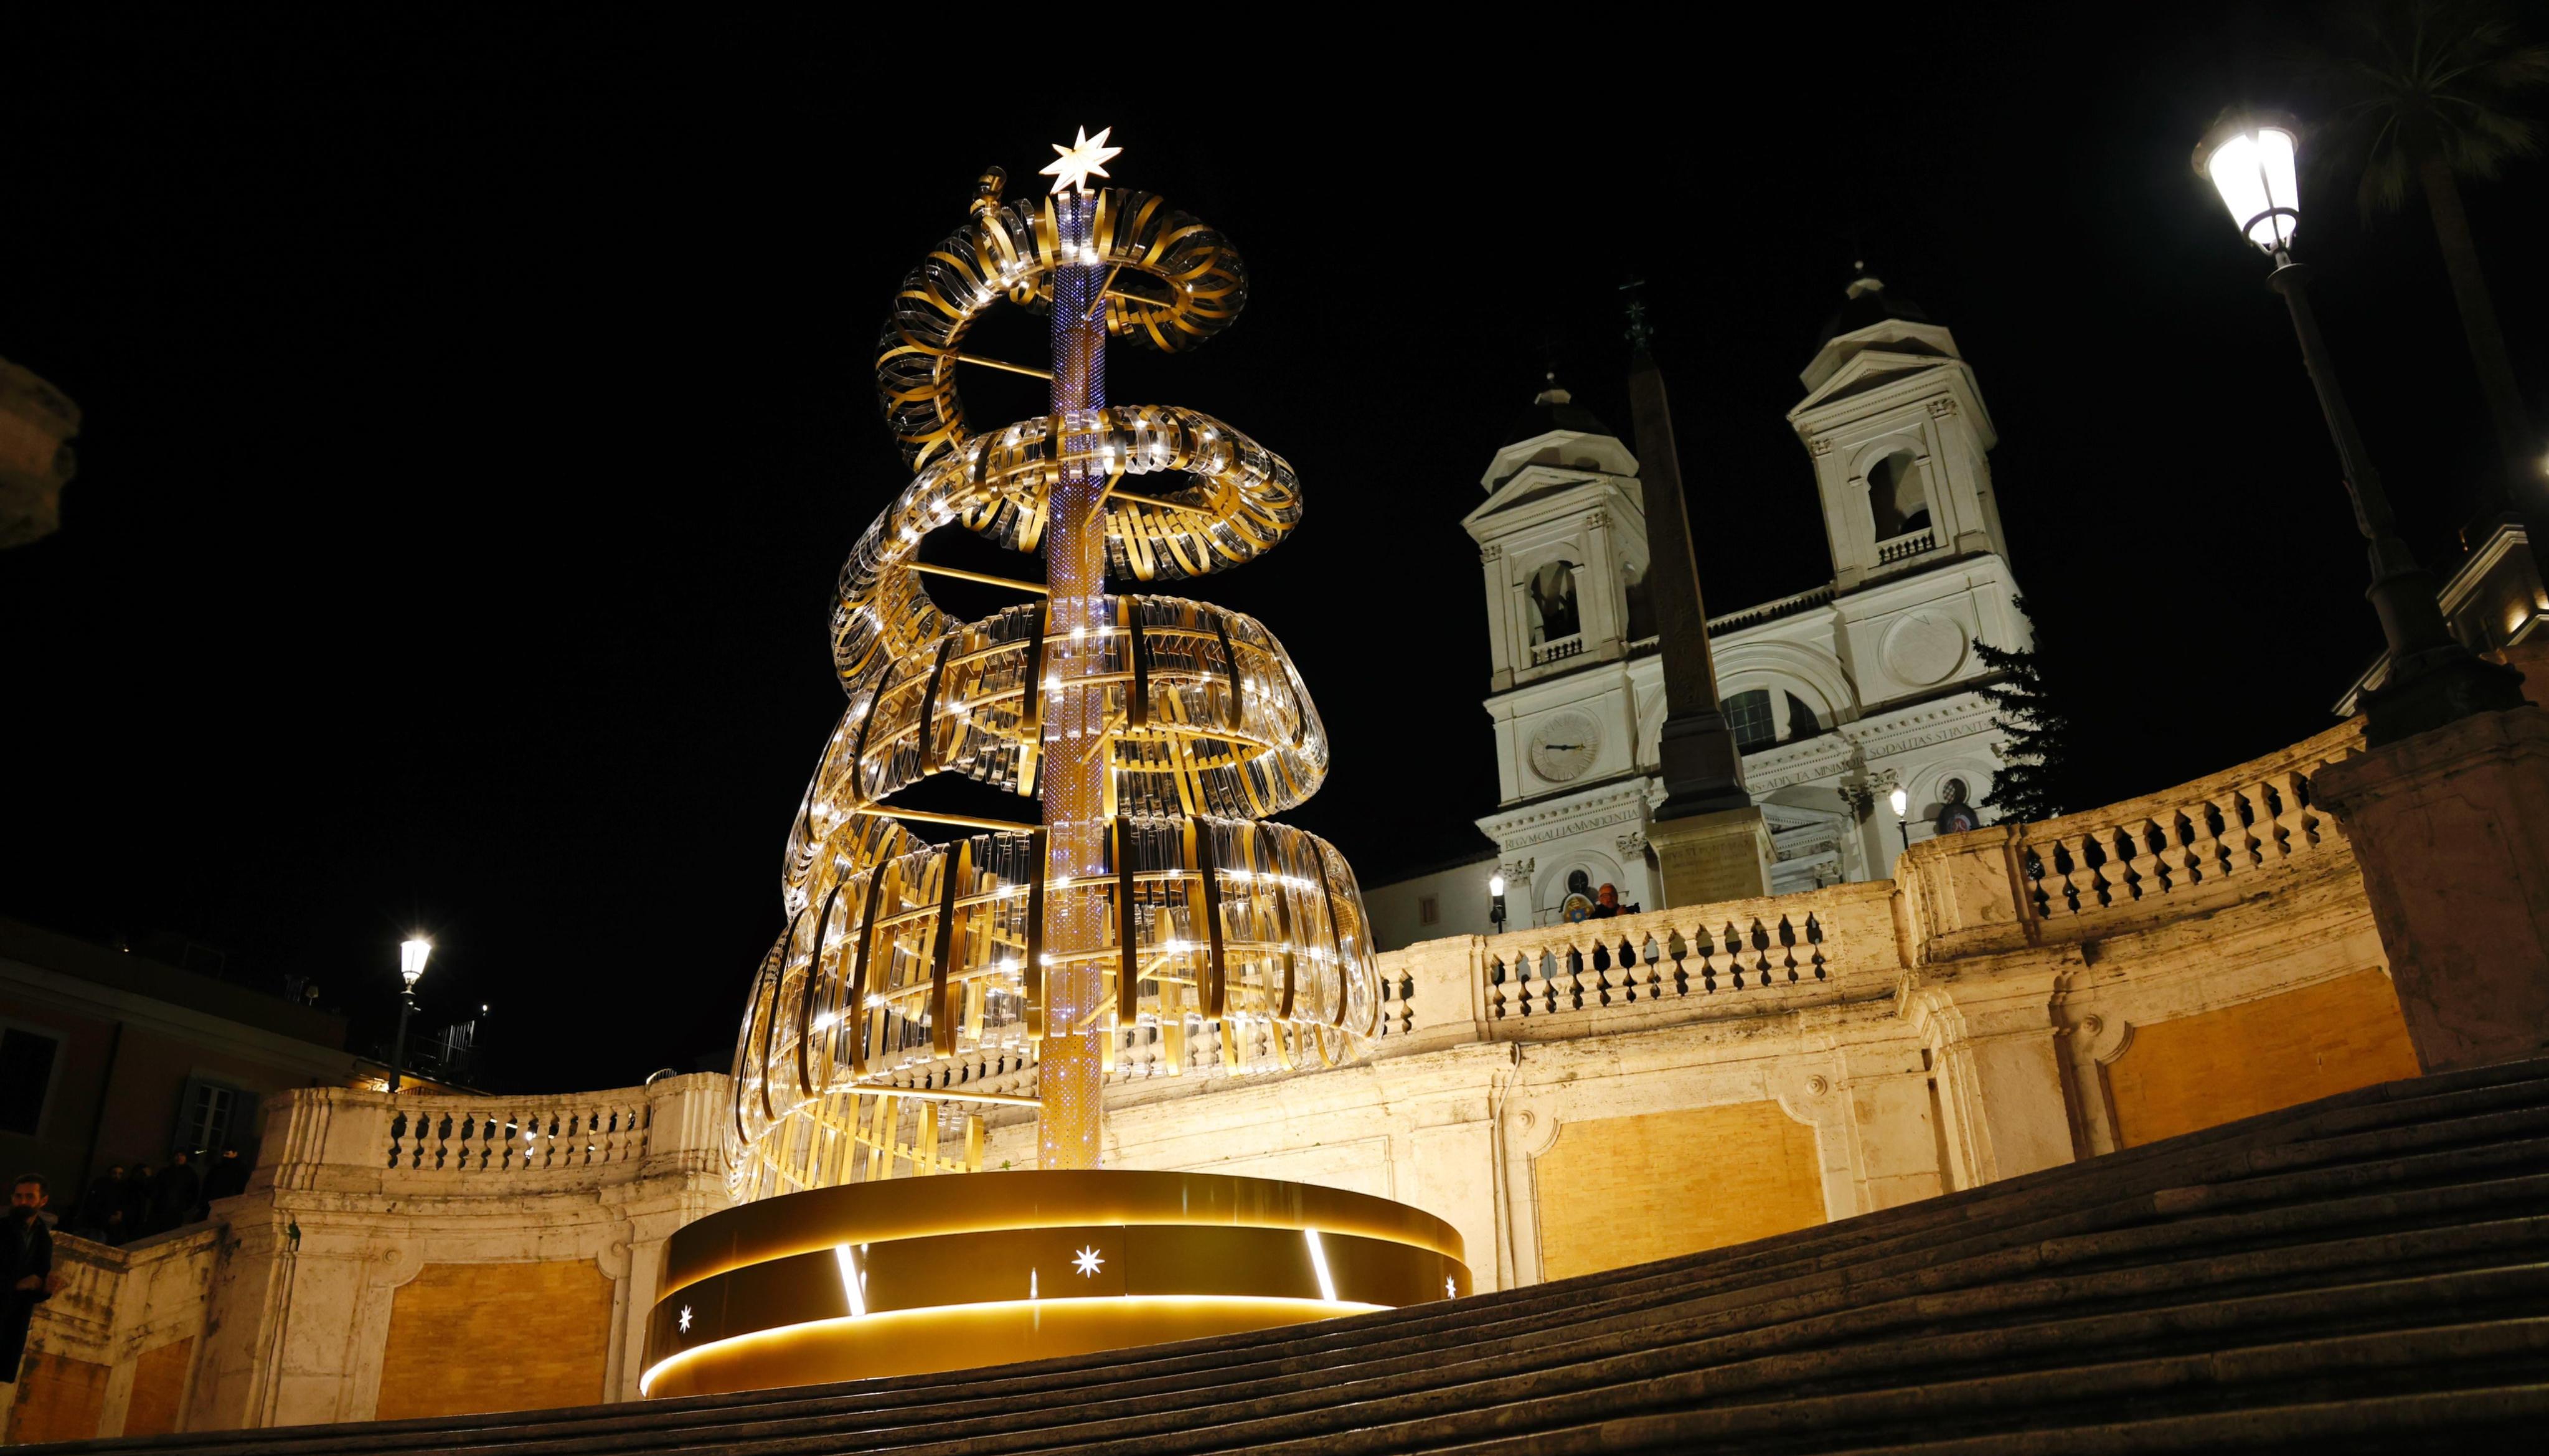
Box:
[255, 1075, 730, 1198]
[1369, 881, 1901, 1054]
[1894, 719, 2368, 964]
[1706, 583, 1836, 635]
[384, 1094, 651, 1175]
[2014, 719, 2363, 926]
[1531, 632, 1585, 665]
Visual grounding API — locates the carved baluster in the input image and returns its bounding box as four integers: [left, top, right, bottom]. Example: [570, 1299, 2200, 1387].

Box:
[2190, 800, 2219, 879]
[1487, 954, 1510, 1020]
[1804, 912, 1827, 980]
[386, 1111, 408, 1170]
[1590, 937, 1612, 1007]
[2110, 828, 2141, 902]
[2228, 791, 2264, 871]
[2268, 769, 2316, 855]
[2040, 839, 2073, 914]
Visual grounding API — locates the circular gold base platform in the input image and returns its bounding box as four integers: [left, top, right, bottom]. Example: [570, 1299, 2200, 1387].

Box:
[639, 1169, 1471, 1398]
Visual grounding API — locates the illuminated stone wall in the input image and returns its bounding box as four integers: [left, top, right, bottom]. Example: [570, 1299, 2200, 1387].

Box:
[376, 1262, 614, 1420]
[0, 719, 2433, 1434]
[1534, 1103, 1827, 1279]
[2102, 969, 2421, 1147]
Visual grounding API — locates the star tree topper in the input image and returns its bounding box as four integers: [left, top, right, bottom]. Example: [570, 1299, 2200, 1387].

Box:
[1042, 126, 1121, 195]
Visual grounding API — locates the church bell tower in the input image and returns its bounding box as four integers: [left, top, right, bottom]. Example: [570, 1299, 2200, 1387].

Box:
[1464, 376, 1651, 695]
[1789, 271, 2008, 592]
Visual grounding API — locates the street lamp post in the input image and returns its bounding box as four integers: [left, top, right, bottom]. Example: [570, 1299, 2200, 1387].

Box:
[2193, 116, 2524, 746]
[1488, 873, 1507, 936]
[390, 936, 430, 1094]
[1888, 786, 1912, 857]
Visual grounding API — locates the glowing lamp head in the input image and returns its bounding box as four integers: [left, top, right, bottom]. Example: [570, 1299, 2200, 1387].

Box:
[1489, 873, 1507, 898]
[398, 936, 433, 989]
[2193, 115, 2302, 255]
[1888, 787, 1911, 819]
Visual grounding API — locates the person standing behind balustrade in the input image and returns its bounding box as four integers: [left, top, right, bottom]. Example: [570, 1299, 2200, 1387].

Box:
[3, 1174, 57, 1384]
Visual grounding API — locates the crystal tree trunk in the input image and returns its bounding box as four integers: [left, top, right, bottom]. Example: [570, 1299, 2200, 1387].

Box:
[1040, 191, 1109, 1169]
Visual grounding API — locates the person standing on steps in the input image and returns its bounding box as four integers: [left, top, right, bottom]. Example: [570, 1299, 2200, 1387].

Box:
[3, 1174, 57, 1386]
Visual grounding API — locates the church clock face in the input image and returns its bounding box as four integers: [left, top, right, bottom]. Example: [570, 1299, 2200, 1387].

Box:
[1527, 711, 1601, 784]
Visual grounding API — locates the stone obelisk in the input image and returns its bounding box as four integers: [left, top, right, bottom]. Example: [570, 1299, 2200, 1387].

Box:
[1624, 319, 1773, 903]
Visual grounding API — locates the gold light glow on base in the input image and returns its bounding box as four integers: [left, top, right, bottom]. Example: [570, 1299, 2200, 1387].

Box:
[639, 1170, 1469, 1397]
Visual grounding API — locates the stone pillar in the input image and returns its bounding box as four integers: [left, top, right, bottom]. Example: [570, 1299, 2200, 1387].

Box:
[1648, 806, 1774, 907]
[2313, 705, 2549, 1072]
[1377, 936, 1492, 1054]
[1910, 967, 2077, 1188]
[1835, 1045, 1948, 1213]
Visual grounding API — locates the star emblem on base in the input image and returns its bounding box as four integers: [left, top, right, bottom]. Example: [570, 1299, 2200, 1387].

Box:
[677, 1305, 692, 1333]
[1072, 1245, 1106, 1277]
[1042, 126, 1121, 195]
[1446, 1278, 1458, 1299]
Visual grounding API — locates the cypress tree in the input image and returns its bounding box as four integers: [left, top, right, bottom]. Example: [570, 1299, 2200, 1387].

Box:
[1974, 601, 2071, 822]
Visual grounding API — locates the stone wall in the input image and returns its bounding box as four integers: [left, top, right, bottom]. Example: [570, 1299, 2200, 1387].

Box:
[1000, 718, 2401, 1290]
[0, 718, 2426, 1437]
[1, 1074, 732, 1441]
[0, 1226, 219, 1444]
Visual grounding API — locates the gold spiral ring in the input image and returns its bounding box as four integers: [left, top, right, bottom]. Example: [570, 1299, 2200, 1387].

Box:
[728, 184, 1374, 1201]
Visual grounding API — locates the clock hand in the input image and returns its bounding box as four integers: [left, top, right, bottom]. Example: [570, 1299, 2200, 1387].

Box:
[1541, 743, 1583, 751]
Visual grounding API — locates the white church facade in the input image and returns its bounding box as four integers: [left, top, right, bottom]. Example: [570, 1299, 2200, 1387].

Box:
[1367, 278, 2035, 947]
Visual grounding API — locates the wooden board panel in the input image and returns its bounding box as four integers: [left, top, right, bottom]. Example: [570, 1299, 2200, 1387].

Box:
[377, 1261, 613, 1421]
[7, 1351, 108, 1444]
[1534, 1101, 1826, 1282]
[120, 1336, 194, 1437]
[2104, 969, 2421, 1148]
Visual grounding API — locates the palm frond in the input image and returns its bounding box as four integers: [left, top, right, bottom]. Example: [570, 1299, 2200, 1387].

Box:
[2288, 0, 2548, 220]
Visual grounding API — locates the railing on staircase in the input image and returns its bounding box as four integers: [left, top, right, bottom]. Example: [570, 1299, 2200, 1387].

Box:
[2010, 719, 2365, 926]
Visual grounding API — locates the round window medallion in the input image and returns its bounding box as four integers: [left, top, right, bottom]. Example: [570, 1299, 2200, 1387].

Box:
[1881, 612, 1967, 687]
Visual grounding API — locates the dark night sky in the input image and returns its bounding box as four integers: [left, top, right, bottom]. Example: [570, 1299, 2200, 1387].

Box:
[7, 10, 2543, 1091]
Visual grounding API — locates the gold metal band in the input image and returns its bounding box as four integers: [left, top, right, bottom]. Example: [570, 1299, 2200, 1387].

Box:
[643, 1169, 1468, 1398]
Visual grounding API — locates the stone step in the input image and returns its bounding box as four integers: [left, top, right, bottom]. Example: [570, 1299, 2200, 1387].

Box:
[1812, 1386, 2549, 1454]
[110, 1190, 2549, 1455]
[248, 1248, 2548, 1456]
[39, 1058, 2549, 1456]
[845, 1269, 2549, 1456]
[1403, 1321, 2549, 1456]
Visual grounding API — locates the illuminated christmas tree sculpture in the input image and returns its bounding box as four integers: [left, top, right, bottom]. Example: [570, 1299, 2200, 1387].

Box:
[640, 134, 1468, 1399]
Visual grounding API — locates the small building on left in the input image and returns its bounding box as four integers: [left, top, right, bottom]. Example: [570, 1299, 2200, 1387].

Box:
[0, 918, 379, 1238]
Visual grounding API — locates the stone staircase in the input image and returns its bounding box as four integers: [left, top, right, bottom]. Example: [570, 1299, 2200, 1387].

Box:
[44, 1057, 2549, 1454]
